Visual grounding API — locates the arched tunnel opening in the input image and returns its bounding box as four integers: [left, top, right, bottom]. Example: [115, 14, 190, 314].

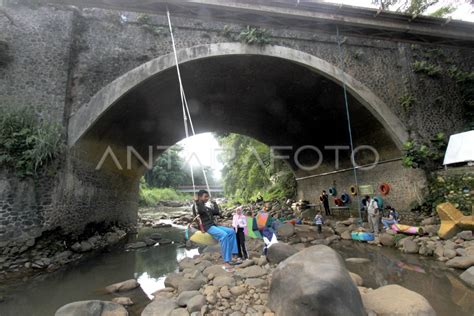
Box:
[65, 50, 422, 235]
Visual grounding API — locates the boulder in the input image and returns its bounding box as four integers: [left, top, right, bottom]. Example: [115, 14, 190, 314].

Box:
[379, 233, 395, 247]
[142, 297, 178, 316]
[203, 265, 230, 277]
[186, 294, 206, 313]
[361, 284, 435, 316]
[445, 256, 474, 269]
[341, 230, 352, 240]
[443, 248, 457, 259]
[235, 265, 267, 279]
[345, 258, 370, 264]
[178, 279, 205, 293]
[55, 300, 128, 316]
[105, 279, 139, 293]
[179, 258, 196, 271]
[177, 291, 200, 307]
[457, 231, 473, 241]
[165, 273, 185, 289]
[230, 285, 246, 296]
[460, 266, 474, 288]
[213, 275, 236, 287]
[126, 242, 147, 249]
[402, 239, 419, 254]
[420, 217, 437, 226]
[171, 308, 190, 316]
[349, 272, 363, 286]
[112, 297, 133, 306]
[276, 223, 295, 238]
[266, 243, 298, 264]
[245, 278, 266, 288]
[268, 245, 365, 316]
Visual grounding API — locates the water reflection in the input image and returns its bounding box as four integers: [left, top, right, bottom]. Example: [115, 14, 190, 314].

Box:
[333, 242, 474, 316]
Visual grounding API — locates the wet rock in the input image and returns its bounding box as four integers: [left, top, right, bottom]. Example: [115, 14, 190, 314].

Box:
[142, 297, 178, 316]
[55, 300, 128, 316]
[125, 242, 147, 249]
[345, 258, 370, 264]
[112, 297, 134, 306]
[235, 265, 267, 279]
[379, 233, 395, 247]
[402, 239, 419, 254]
[159, 239, 173, 245]
[79, 241, 93, 252]
[361, 284, 435, 316]
[144, 238, 157, 246]
[177, 290, 200, 307]
[269, 245, 365, 316]
[443, 248, 457, 259]
[149, 233, 162, 241]
[186, 294, 206, 313]
[213, 275, 236, 287]
[445, 256, 474, 269]
[276, 223, 295, 238]
[266, 243, 298, 264]
[105, 279, 139, 293]
[460, 267, 474, 288]
[71, 242, 81, 252]
[349, 272, 363, 286]
[458, 231, 473, 241]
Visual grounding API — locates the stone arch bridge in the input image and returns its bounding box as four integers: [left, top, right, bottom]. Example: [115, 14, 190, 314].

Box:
[0, 0, 472, 241]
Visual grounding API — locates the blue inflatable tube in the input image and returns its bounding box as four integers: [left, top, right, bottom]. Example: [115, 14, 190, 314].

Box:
[341, 193, 351, 204]
[328, 187, 337, 196]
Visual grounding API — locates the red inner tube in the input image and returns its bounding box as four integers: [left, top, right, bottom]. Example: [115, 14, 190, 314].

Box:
[380, 183, 390, 195]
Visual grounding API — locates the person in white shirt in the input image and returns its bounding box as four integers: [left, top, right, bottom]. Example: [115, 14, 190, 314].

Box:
[366, 195, 380, 234]
[232, 207, 248, 261]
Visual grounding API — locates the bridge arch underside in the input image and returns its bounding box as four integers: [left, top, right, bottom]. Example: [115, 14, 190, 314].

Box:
[67, 54, 425, 234]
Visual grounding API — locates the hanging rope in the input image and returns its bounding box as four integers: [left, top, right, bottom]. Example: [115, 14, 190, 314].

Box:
[335, 25, 363, 224]
[166, 9, 211, 198]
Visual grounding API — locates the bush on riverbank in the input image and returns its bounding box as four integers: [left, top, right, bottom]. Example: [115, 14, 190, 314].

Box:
[139, 181, 191, 206]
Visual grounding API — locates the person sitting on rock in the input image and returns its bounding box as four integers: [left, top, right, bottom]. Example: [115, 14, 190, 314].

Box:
[381, 205, 399, 230]
[193, 190, 238, 272]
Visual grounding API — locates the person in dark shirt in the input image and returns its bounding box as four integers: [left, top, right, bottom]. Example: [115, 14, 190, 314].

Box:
[192, 190, 238, 271]
[320, 190, 331, 216]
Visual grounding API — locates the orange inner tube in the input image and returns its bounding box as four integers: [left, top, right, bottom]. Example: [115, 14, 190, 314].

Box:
[380, 183, 390, 195]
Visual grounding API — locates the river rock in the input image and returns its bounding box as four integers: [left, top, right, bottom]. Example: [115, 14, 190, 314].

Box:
[179, 258, 196, 271]
[402, 239, 419, 254]
[171, 308, 190, 316]
[220, 285, 232, 298]
[341, 230, 352, 240]
[379, 233, 395, 247]
[142, 297, 178, 316]
[457, 231, 473, 241]
[443, 248, 457, 259]
[266, 243, 298, 264]
[213, 275, 236, 287]
[177, 291, 200, 307]
[112, 297, 134, 306]
[186, 294, 206, 313]
[445, 256, 474, 269]
[55, 300, 128, 316]
[235, 265, 266, 278]
[361, 284, 435, 316]
[203, 265, 230, 277]
[178, 279, 205, 293]
[456, 248, 466, 256]
[421, 217, 437, 226]
[159, 239, 173, 245]
[237, 259, 255, 268]
[345, 258, 370, 264]
[165, 273, 185, 289]
[460, 266, 474, 288]
[349, 272, 363, 286]
[268, 245, 365, 316]
[422, 225, 439, 236]
[126, 242, 147, 249]
[149, 233, 162, 241]
[105, 279, 139, 293]
[245, 278, 266, 288]
[276, 223, 295, 238]
[230, 285, 246, 296]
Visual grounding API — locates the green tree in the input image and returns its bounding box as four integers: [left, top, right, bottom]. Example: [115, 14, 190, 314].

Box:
[371, 0, 460, 18]
[216, 133, 296, 202]
[144, 145, 188, 188]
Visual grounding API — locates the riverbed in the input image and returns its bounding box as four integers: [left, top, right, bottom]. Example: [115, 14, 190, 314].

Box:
[0, 214, 473, 315]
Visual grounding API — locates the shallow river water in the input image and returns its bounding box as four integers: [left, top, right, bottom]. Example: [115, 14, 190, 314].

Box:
[1, 226, 473, 316]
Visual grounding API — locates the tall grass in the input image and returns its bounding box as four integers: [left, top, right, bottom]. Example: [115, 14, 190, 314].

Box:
[139, 183, 192, 206]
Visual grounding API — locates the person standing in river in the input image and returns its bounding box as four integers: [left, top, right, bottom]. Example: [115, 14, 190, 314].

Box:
[193, 190, 238, 271]
[366, 195, 380, 234]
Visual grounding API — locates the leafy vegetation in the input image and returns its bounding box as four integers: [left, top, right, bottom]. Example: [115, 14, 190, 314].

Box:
[139, 180, 191, 206]
[238, 26, 271, 45]
[371, 0, 459, 18]
[399, 94, 417, 112]
[412, 60, 442, 77]
[402, 132, 447, 170]
[0, 106, 63, 177]
[216, 133, 296, 203]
